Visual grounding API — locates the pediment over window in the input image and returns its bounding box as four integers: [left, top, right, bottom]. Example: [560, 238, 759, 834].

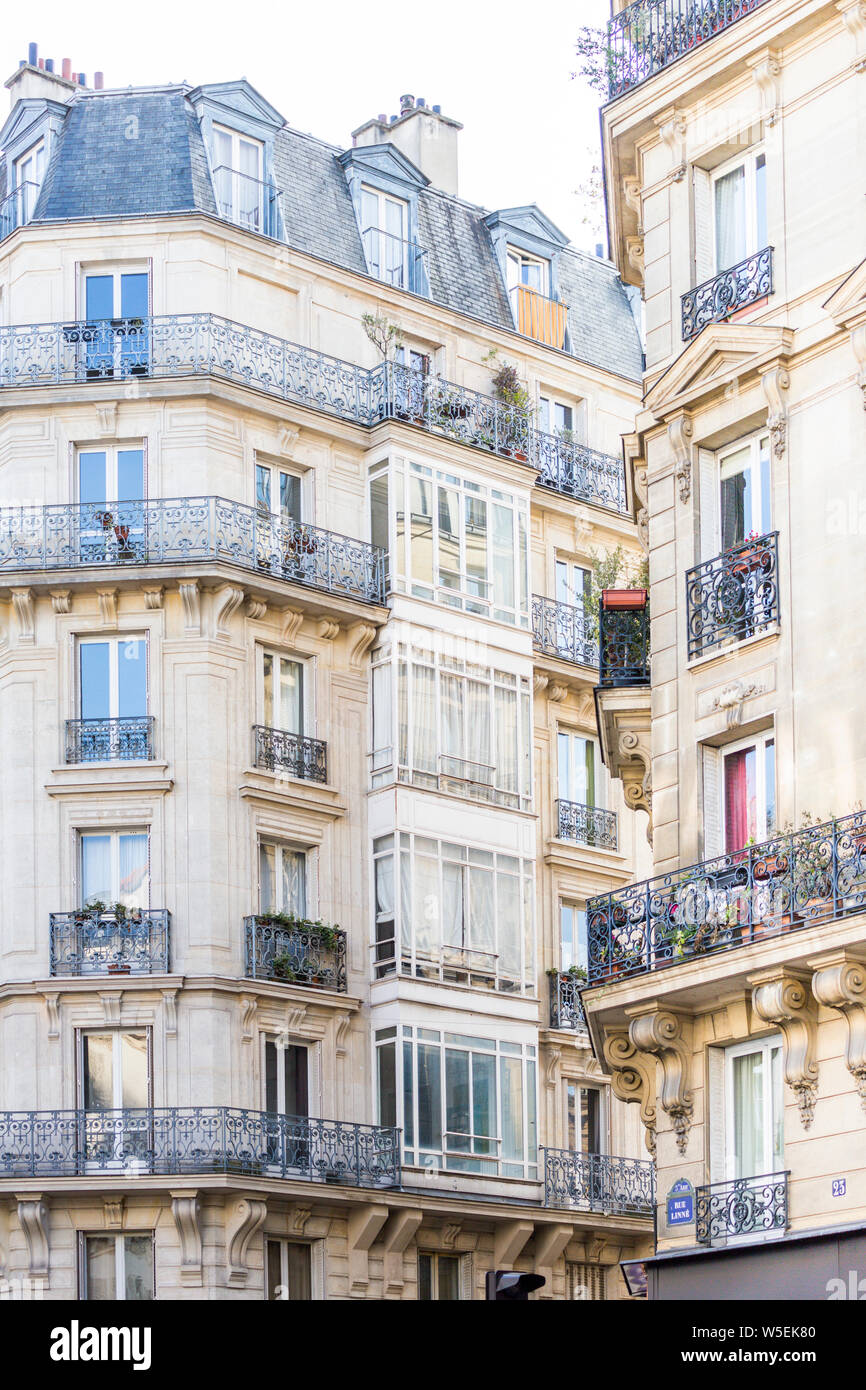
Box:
[483, 204, 569, 254]
[188, 80, 286, 136]
[0, 97, 67, 162]
[824, 257, 866, 328]
[338, 143, 429, 193]
[644, 323, 794, 419]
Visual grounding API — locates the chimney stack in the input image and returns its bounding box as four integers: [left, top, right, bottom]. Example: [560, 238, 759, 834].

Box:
[7, 42, 82, 110]
[351, 94, 463, 197]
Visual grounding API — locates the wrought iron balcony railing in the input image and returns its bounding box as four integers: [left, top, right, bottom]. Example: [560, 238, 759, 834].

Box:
[598, 598, 650, 687]
[696, 1172, 789, 1246]
[211, 165, 283, 240]
[557, 798, 618, 851]
[0, 182, 40, 242]
[244, 916, 347, 991]
[49, 909, 170, 976]
[253, 725, 327, 783]
[0, 497, 386, 605]
[361, 226, 428, 295]
[686, 531, 779, 658]
[543, 1147, 655, 1214]
[607, 0, 771, 99]
[0, 1107, 400, 1187]
[509, 284, 568, 349]
[0, 314, 628, 515]
[549, 971, 587, 1031]
[587, 811, 866, 984]
[65, 715, 155, 763]
[682, 247, 774, 341]
[532, 594, 598, 668]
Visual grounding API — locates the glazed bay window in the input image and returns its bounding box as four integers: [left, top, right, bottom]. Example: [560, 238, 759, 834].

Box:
[370, 833, 535, 992]
[81, 1234, 153, 1301]
[371, 460, 529, 627]
[376, 1025, 538, 1179]
[370, 642, 532, 810]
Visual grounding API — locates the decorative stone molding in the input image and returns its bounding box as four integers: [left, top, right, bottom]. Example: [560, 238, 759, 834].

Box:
[656, 108, 688, 177]
[11, 588, 35, 643]
[95, 403, 118, 435]
[290, 1206, 313, 1235]
[240, 996, 257, 1044]
[348, 622, 376, 670]
[214, 585, 245, 639]
[246, 598, 268, 621]
[838, 0, 866, 71]
[668, 414, 694, 503]
[382, 1208, 423, 1298]
[618, 730, 653, 831]
[811, 953, 866, 1111]
[623, 174, 643, 228]
[761, 366, 791, 457]
[603, 1032, 657, 1158]
[710, 679, 764, 730]
[104, 1198, 125, 1230]
[752, 972, 819, 1129]
[334, 1012, 352, 1058]
[628, 1010, 693, 1154]
[347, 1203, 388, 1295]
[441, 1223, 462, 1250]
[143, 587, 164, 611]
[532, 673, 549, 696]
[852, 322, 866, 410]
[50, 590, 71, 615]
[16, 1198, 49, 1278]
[317, 618, 340, 641]
[42, 993, 61, 1040]
[281, 607, 303, 646]
[544, 1047, 561, 1092]
[226, 1196, 267, 1287]
[626, 235, 645, 279]
[747, 49, 782, 124]
[279, 425, 300, 455]
[548, 684, 568, 704]
[171, 1191, 202, 1285]
[97, 589, 118, 627]
[99, 992, 123, 1026]
[162, 989, 178, 1038]
[633, 465, 649, 555]
[179, 581, 201, 635]
[493, 1220, 533, 1268]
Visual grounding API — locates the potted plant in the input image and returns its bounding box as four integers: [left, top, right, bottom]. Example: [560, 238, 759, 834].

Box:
[270, 953, 297, 982]
[729, 531, 766, 574]
[107, 961, 132, 975]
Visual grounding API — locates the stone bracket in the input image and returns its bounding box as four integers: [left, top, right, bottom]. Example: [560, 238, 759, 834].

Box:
[628, 1009, 693, 1154]
[347, 1202, 388, 1295]
[226, 1195, 267, 1287]
[16, 1196, 49, 1279]
[381, 1208, 423, 1298]
[811, 952, 866, 1111]
[603, 1032, 658, 1157]
[171, 1190, 203, 1286]
[751, 970, 819, 1129]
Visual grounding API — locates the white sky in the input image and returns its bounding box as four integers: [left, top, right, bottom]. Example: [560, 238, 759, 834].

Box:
[1, 0, 610, 250]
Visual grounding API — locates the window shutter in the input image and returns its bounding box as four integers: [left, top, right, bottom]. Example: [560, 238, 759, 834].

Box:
[698, 448, 719, 561]
[707, 1046, 727, 1183]
[459, 1253, 473, 1301]
[693, 166, 714, 282]
[702, 745, 723, 859]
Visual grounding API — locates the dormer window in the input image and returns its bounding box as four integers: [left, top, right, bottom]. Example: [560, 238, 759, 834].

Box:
[361, 185, 415, 289]
[212, 125, 265, 232]
[506, 247, 567, 348]
[14, 140, 45, 224]
[507, 248, 549, 297]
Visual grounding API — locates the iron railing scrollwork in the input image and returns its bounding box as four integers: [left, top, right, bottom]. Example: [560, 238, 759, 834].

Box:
[587, 811, 866, 984]
[543, 1147, 655, 1214]
[686, 531, 779, 657]
[253, 725, 327, 783]
[682, 247, 774, 341]
[696, 1171, 789, 1245]
[598, 601, 650, 686]
[65, 715, 155, 763]
[531, 594, 598, 668]
[244, 916, 347, 992]
[534, 433, 628, 512]
[557, 798, 618, 851]
[0, 1107, 399, 1187]
[549, 972, 588, 1032]
[607, 0, 771, 99]
[49, 910, 170, 976]
[0, 182, 40, 242]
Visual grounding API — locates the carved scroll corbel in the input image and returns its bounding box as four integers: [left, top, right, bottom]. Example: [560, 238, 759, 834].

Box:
[226, 1196, 267, 1286]
[628, 1011, 693, 1154]
[603, 1032, 657, 1157]
[761, 366, 790, 458]
[16, 1198, 49, 1279]
[668, 414, 694, 504]
[214, 585, 245, 639]
[171, 1191, 202, 1285]
[752, 973, 818, 1129]
[811, 955, 866, 1111]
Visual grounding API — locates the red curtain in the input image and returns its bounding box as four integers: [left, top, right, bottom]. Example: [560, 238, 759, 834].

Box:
[724, 750, 749, 853]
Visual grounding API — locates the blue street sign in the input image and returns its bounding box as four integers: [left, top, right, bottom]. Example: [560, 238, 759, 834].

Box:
[666, 1177, 695, 1226]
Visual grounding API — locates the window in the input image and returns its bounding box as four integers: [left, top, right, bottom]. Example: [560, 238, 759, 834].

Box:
[260, 650, 305, 734]
[79, 1030, 150, 1167]
[370, 641, 532, 809]
[77, 637, 148, 758]
[255, 461, 302, 523]
[264, 1036, 309, 1117]
[370, 833, 535, 992]
[566, 1262, 606, 1301]
[266, 1240, 312, 1300]
[565, 1081, 603, 1154]
[361, 185, 409, 287]
[558, 731, 600, 809]
[555, 559, 591, 615]
[212, 125, 264, 230]
[418, 1252, 462, 1300]
[713, 150, 767, 271]
[718, 433, 771, 554]
[560, 903, 587, 974]
[259, 841, 306, 916]
[507, 247, 549, 296]
[722, 732, 776, 852]
[507, 252, 567, 347]
[539, 396, 584, 442]
[80, 830, 149, 910]
[373, 460, 530, 627]
[725, 1037, 783, 1179]
[14, 140, 45, 223]
[82, 1234, 153, 1301]
[78, 445, 145, 507]
[82, 268, 150, 377]
[376, 1026, 537, 1179]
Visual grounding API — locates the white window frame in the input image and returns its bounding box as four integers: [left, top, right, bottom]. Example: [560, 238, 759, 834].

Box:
[711, 147, 767, 272]
[75, 442, 147, 505]
[79, 263, 150, 319]
[724, 1035, 784, 1180]
[14, 140, 45, 222]
[78, 827, 150, 909]
[77, 634, 149, 722]
[719, 729, 776, 848]
[255, 458, 306, 522]
[80, 1232, 155, 1301]
[261, 1032, 311, 1114]
[557, 728, 604, 810]
[257, 646, 311, 736]
[257, 839, 310, 918]
[559, 900, 588, 974]
[716, 430, 772, 555]
[212, 124, 264, 229]
[506, 247, 549, 296]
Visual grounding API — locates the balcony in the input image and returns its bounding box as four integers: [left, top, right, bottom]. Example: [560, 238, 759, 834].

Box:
[65, 715, 155, 763]
[0, 498, 386, 606]
[532, 594, 598, 668]
[696, 1172, 789, 1246]
[244, 915, 347, 992]
[0, 182, 39, 242]
[509, 284, 568, 349]
[0, 1108, 400, 1188]
[543, 1148, 655, 1215]
[598, 592, 650, 687]
[49, 909, 170, 976]
[549, 971, 587, 1031]
[607, 0, 771, 100]
[0, 314, 629, 515]
[686, 531, 779, 658]
[253, 725, 327, 783]
[682, 248, 774, 342]
[557, 799, 618, 851]
[587, 811, 866, 984]
[361, 226, 428, 295]
[211, 165, 283, 240]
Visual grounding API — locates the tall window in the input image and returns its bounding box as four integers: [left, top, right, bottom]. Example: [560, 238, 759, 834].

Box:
[560, 902, 587, 974]
[264, 1036, 309, 1117]
[80, 1030, 149, 1111]
[14, 140, 45, 223]
[259, 842, 306, 917]
[212, 125, 264, 230]
[79, 637, 147, 724]
[80, 830, 149, 910]
[565, 1081, 603, 1154]
[82, 269, 149, 376]
[558, 731, 600, 809]
[725, 1037, 783, 1179]
[418, 1252, 462, 1301]
[507, 248, 549, 295]
[361, 185, 409, 287]
[256, 461, 302, 523]
[82, 1234, 153, 1300]
[376, 1025, 537, 1179]
[719, 433, 771, 553]
[266, 1240, 312, 1300]
[78, 446, 145, 507]
[370, 833, 535, 992]
[723, 733, 775, 852]
[713, 150, 767, 271]
[260, 650, 305, 734]
[555, 560, 591, 615]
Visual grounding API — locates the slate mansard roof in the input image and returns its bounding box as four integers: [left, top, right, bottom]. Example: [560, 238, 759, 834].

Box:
[19, 85, 643, 382]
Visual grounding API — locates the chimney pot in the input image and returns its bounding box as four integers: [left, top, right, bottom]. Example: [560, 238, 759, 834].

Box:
[433, 104, 441, 114]
[62, 58, 71, 79]
[79, 73, 86, 86]
[377, 112, 386, 124]
[28, 42, 38, 66]
[95, 71, 104, 89]
[45, 58, 54, 72]
[399, 93, 414, 114]
[416, 97, 425, 108]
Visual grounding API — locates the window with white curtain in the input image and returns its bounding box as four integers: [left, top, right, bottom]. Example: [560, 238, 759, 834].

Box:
[14, 140, 45, 223]
[370, 833, 535, 992]
[376, 1024, 538, 1179]
[370, 642, 532, 810]
[712, 149, 767, 272]
[258, 841, 307, 917]
[80, 830, 149, 910]
[722, 1036, 784, 1181]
